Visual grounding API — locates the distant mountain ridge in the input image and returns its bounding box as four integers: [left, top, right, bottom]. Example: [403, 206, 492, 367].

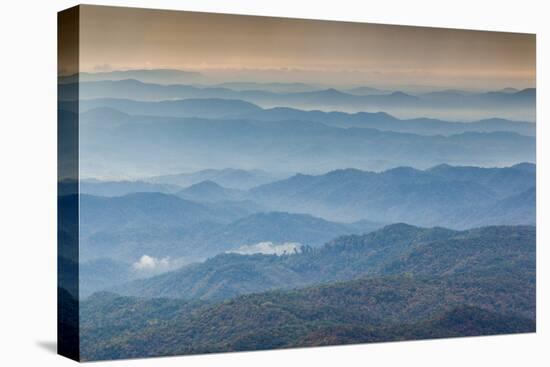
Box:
[60, 79, 535, 107]
[62, 98, 536, 137]
[63, 97, 263, 119]
[74, 107, 535, 177]
[59, 69, 204, 84]
[176, 180, 244, 202]
[79, 179, 181, 197]
[58, 78, 536, 120]
[242, 106, 536, 136]
[77, 192, 260, 262]
[77, 191, 383, 266]
[77, 162, 535, 233]
[149, 168, 286, 190]
[249, 163, 536, 226]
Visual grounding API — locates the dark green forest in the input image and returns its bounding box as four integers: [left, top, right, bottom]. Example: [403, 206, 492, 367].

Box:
[76, 224, 536, 361]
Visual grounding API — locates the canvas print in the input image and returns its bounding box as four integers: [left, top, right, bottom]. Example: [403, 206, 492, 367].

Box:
[58, 5, 536, 362]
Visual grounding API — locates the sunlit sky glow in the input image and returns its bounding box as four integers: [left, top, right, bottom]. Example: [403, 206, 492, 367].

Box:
[72, 5, 535, 90]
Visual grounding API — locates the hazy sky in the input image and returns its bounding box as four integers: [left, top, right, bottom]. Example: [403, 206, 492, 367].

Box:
[76, 5, 535, 90]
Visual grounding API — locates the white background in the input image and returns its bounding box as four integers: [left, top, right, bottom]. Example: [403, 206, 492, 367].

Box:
[0, 0, 548, 365]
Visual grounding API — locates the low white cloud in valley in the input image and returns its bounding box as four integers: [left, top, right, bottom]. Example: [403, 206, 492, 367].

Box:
[228, 242, 303, 256]
[132, 255, 175, 273]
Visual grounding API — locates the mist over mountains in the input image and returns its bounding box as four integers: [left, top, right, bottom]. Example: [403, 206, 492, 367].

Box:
[59, 69, 204, 85]
[62, 98, 536, 136]
[58, 78, 536, 121]
[69, 107, 534, 178]
[67, 160, 535, 299]
[58, 68, 536, 359]
[57, 73, 535, 178]
[74, 188, 383, 262]
[60, 70, 537, 288]
[149, 168, 286, 190]
[249, 163, 536, 225]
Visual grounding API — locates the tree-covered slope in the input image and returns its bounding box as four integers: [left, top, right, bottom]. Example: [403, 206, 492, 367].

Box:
[113, 224, 534, 301]
[81, 271, 535, 360]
